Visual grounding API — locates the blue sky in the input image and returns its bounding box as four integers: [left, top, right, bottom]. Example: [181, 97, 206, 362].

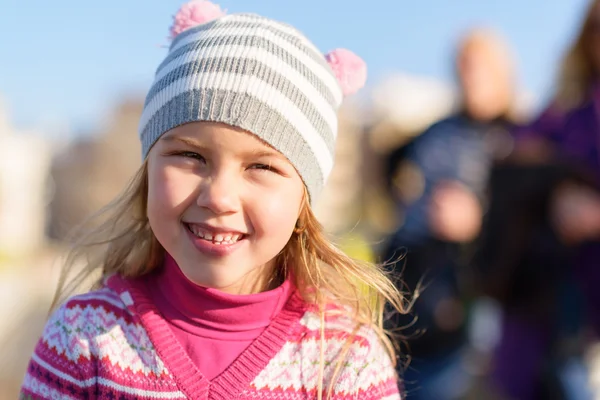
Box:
[0, 0, 591, 136]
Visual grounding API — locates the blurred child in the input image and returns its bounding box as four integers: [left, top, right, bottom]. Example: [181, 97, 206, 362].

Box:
[381, 28, 520, 400]
[19, 2, 406, 399]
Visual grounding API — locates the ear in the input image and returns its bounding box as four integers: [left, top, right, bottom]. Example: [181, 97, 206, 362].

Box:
[324, 48, 368, 96]
[170, 0, 226, 39]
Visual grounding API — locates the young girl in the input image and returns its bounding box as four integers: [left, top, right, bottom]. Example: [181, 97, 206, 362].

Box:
[20, 2, 406, 399]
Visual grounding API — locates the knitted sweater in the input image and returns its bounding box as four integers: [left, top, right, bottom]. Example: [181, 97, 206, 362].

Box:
[145, 255, 296, 380]
[20, 274, 401, 399]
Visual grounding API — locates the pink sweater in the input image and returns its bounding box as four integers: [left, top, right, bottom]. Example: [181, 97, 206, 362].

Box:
[144, 255, 294, 380]
[20, 266, 402, 399]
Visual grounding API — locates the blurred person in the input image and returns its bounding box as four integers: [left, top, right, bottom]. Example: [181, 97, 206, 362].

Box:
[19, 2, 406, 399]
[495, 0, 600, 398]
[381, 28, 521, 400]
[514, 0, 600, 247]
[476, 161, 580, 400]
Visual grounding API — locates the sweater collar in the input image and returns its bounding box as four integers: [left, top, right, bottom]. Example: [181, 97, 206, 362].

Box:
[146, 254, 294, 332]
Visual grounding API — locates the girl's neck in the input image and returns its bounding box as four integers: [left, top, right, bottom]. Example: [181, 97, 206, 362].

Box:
[148, 255, 294, 329]
[228, 262, 285, 295]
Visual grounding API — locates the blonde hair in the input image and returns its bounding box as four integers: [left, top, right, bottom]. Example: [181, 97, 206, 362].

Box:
[51, 161, 410, 398]
[555, 0, 600, 110]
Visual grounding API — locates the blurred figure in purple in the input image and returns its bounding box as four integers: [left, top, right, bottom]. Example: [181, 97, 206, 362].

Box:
[381, 28, 521, 400]
[499, 0, 600, 398]
[516, 0, 600, 241]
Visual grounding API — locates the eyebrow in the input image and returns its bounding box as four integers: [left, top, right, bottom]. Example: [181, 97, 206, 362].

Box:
[161, 135, 204, 149]
[247, 149, 288, 160]
[161, 135, 287, 160]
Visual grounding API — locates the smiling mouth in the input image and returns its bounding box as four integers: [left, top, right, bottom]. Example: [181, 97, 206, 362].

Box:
[185, 223, 246, 245]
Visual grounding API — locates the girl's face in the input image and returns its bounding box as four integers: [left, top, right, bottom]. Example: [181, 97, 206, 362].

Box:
[146, 122, 305, 294]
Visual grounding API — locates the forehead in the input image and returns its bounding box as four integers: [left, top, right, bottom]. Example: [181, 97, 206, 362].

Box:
[458, 38, 514, 77]
[161, 122, 281, 154]
[158, 122, 298, 166]
[459, 31, 511, 59]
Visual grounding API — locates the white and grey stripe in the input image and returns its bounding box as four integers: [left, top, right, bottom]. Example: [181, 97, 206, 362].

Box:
[151, 44, 339, 112]
[139, 13, 343, 201]
[145, 57, 338, 140]
[164, 23, 341, 104]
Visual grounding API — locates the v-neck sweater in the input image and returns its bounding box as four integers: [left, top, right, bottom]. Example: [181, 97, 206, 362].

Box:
[144, 255, 294, 380]
[20, 273, 402, 399]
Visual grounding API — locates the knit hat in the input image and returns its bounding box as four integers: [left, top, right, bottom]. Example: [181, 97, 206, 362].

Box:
[139, 0, 367, 202]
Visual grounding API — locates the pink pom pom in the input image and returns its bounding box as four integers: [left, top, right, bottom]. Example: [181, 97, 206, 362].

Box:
[325, 48, 367, 96]
[170, 0, 226, 39]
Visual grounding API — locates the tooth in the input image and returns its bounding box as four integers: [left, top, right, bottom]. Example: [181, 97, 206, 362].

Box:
[224, 235, 232, 242]
[204, 233, 213, 240]
[231, 234, 239, 242]
[214, 234, 224, 242]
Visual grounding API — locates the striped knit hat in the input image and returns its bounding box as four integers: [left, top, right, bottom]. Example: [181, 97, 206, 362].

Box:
[139, 1, 367, 202]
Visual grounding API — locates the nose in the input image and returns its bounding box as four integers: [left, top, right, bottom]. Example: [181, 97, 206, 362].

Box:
[196, 169, 241, 215]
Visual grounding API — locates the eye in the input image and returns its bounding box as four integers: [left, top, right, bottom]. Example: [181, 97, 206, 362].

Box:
[172, 151, 206, 162]
[249, 163, 276, 172]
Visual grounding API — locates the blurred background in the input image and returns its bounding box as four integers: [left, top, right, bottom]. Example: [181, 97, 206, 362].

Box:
[3, 0, 600, 399]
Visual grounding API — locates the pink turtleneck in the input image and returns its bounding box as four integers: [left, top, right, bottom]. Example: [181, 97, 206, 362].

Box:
[145, 255, 294, 380]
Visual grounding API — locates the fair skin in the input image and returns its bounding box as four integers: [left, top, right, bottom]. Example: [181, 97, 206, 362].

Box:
[457, 31, 514, 122]
[428, 31, 514, 243]
[146, 122, 305, 295]
[551, 182, 600, 244]
[429, 181, 482, 243]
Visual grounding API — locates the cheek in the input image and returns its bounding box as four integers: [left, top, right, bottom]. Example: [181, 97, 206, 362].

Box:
[147, 161, 197, 222]
[251, 182, 304, 236]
